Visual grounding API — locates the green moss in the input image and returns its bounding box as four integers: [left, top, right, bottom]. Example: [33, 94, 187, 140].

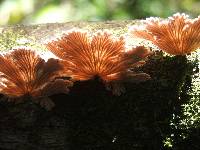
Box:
[0, 26, 42, 51]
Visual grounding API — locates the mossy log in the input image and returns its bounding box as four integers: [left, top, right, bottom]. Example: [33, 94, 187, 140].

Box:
[0, 21, 199, 150]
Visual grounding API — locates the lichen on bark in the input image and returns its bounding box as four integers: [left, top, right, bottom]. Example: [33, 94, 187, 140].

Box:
[0, 21, 137, 53]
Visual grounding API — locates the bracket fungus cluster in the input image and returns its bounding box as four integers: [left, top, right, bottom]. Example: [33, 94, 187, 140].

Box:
[0, 13, 199, 110]
[130, 13, 200, 55]
[46, 31, 152, 95]
[0, 49, 73, 110]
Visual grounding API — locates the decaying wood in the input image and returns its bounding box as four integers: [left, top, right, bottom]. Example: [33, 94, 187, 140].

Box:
[0, 21, 199, 150]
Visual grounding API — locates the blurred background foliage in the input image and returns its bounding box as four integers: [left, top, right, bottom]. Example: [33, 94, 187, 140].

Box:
[0, 0, 200, 25]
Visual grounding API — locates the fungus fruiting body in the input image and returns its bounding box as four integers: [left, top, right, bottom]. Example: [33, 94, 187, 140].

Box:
[130, 13, 200, 55]
[0, 49, 73, 110]
[47, 31, 152, 95]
